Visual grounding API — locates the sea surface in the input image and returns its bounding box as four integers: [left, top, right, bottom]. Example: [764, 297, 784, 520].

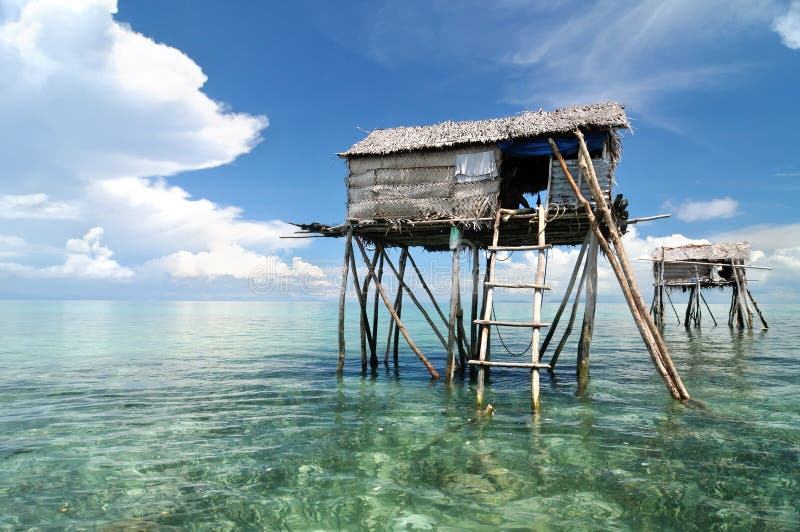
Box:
[0, 300, 798, 530]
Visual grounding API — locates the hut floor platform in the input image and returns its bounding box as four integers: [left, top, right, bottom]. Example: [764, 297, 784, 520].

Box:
[294, 207, 617, 250]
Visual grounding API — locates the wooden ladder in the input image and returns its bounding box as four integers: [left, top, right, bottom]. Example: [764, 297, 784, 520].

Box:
[469, 204, 551, 411]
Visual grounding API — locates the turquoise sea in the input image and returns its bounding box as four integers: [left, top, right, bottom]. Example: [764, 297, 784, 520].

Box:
[1, 300, 798, 530]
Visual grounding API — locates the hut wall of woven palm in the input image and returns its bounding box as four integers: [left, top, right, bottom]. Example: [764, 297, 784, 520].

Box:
[340, 102, 630, 224]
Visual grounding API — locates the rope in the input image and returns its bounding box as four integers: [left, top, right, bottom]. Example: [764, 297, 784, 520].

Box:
[491, 306, 532, 356]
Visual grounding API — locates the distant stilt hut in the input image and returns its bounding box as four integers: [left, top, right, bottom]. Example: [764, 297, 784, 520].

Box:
[296, 102, 692, 410]
[649, 242, 769, 330]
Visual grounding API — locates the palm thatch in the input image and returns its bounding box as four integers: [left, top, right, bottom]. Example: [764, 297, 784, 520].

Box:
[655, 242, 751, 263]
[340, 102, 629, 157]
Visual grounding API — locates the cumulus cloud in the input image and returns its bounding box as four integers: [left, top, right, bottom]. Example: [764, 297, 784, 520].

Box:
[0, 193, 80, 219]
[0, 0, 314, 286]
[772, 1, 800, 49]
[670, 197, 739, 222]
[86, 177, 303, 259]
[143, 244, 333, 297]
[0, 226, 133, 279]
[0, 0, 267, 184]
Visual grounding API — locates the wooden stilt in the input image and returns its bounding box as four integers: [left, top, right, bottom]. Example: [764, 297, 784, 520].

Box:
[446, 228, 462, 381]
[731, 260, 748, 329]
[354, 236, 439, 379]
[573, 132, 690, 400]
[407, 249, 471, 357]
[698, 289, 717, 327]
[337, 227, 353, 375]
[541, 231, 591, 354]
[359, 245, 381, 367]
[694, 278, 702, 327]
[739, 267, 754, 329]
[664, 288, 681, 324]
[457, 303, 468, 371]
[657, 255, 666, 327]
[381, 249, 450, 352]
[684, 286, 695, 327]
[384, 247, 408, 365]
[471, 245, 480, 360]
[577, 231, 598, 393]
[370, 250, 384, 369]
[745, 287, 768, 329]
[348, 238, 374, 372]
[531, 204, 547, 412]
[549, 248, 589, 369]
[551, 137, 688, 401]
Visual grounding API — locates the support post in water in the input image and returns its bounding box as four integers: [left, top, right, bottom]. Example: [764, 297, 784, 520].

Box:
[577, 231, 598, 393]
[337, 227, 353, 374]
[446, 226, 462, 381]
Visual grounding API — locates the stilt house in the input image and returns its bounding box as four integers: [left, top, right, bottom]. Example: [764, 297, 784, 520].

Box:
[650, 242, 768, 329]
[298, 102, 692, 410]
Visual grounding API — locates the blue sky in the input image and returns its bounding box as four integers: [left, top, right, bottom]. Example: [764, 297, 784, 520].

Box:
[0, 0, 798, 300]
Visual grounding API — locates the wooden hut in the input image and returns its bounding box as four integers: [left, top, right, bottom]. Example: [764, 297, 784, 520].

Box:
[649, 242, 768, 329]
[297, 102, 691, 410]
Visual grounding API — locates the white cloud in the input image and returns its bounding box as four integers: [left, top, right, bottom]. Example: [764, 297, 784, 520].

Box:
[0, 226, 133, 279]
[143, 244, 333, 297]
[772, 1, 800, 49]
[0, 0, 267, 184]
[0, 234, 27, 257]
[0, 193, 80, 219]
[671, 197, 739, 222]
[0, 1, 321, 291]
[86, 177, 304, 258]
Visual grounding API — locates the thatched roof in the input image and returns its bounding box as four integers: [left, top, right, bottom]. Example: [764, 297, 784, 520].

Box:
[341, 102, 630, 157]
[654, 242, 751, 263]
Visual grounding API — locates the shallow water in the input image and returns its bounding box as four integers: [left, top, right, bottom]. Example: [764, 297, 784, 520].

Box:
[1, 300, 798, 530]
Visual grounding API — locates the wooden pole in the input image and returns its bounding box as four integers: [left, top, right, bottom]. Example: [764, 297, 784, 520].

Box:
[698, 289, 718, 327]
[370, 250, 384, 369]
[337, 228, 353, 374]
[354, 236, 439, 379]
[531, 204, 547, 412]
[577, 231, 598, 393]
[731, 260, 748, 329]
[406, 248, 471, 358]
[684, 286, 695, 327]
[739, 267, 754, 329]
[549, 247, 589, 369]
[382, 248, 450, 352]
[471, 244, 480, 360]
[573, 132, 690, 400]
[541, 231, 591, 354]
[694, 277, 702, 327]
[664, 288, 681, 324]
[476, 209, 503, 409]
[446, 228, 462, 381]
[384, 247, 408, 365]
[745, 287, 769, 329]
[346, 239, 371, 372]
[550, 137, 687, 400]
[359, 244, 380, 367]
[457, 303, 469, 371]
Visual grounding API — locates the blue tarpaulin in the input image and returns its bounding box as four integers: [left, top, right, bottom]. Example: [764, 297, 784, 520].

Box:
[498, 133, 606, 158]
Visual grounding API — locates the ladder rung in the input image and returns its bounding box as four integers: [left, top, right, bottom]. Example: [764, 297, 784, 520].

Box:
[488, 244, 552, 252]
[485, 282, 550, 290]
[474, 319, 550, 328]
[468, 360, 551, 369]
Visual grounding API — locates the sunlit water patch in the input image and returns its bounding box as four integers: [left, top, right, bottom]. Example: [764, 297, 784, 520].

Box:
[0, 301, 798, 529]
